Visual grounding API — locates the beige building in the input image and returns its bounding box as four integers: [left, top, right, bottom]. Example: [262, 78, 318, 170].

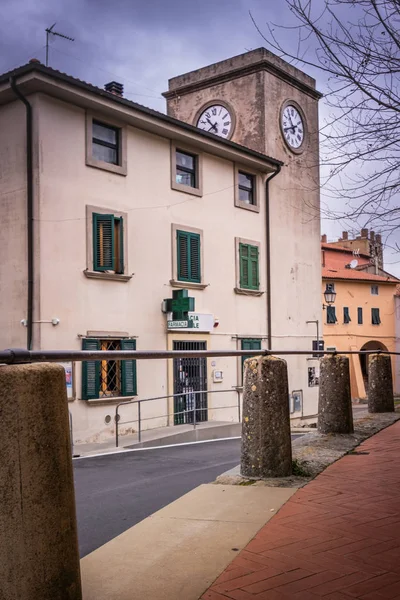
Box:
[0, 49, 322, 442]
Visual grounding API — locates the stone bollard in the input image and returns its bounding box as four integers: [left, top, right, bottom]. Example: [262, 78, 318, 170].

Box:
[318, 355, 353, 434]
[241, 355, 292, 478]
[0, 363, 82, 600]
[368, 353, 395, 413]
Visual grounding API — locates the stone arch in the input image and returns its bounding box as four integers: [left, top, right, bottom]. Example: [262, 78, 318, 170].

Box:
[359, 340, 388, 381]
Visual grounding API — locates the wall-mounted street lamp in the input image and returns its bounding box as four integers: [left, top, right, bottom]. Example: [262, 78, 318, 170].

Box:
[323, 286, 336, 309]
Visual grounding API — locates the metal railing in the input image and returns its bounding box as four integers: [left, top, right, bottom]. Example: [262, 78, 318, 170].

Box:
[115, 388, 242, 447]
[0, 347, 396, 365]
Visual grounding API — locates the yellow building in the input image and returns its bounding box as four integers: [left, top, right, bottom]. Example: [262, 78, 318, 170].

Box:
[322, 242, 399, 399]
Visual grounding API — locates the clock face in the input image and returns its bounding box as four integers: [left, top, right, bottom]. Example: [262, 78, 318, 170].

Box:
[281, 105, 305, 150]
[196, 104, 233, 139]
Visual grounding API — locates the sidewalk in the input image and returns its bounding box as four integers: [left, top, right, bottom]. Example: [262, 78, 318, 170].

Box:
[201, 420, 400, 599]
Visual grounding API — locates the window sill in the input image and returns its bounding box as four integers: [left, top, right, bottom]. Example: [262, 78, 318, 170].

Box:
[86, 395, 137, 405]
[84, 270, 133, 282]
[170, 279, 208, 290]
[234, 287, 264, 297]
[234, 199, 260, 213]
[171, 180, 203, 197]
[86, 157, 127, 176]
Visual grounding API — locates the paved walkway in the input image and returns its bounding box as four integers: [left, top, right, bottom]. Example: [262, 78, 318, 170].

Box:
[201, 421, 400, 599]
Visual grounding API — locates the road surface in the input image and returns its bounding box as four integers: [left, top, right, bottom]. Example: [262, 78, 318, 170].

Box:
[74, 437, 299, 557]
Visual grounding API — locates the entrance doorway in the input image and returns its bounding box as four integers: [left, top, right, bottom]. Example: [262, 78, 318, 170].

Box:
[359, 340, 388, 386]
[173, 340, 208, 425]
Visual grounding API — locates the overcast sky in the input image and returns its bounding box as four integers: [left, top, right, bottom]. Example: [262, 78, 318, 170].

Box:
[1, 0, 398, 274]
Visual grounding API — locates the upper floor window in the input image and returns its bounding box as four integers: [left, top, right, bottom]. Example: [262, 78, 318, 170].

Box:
[234, 167, 259, 212]
[326, 306, 337, 324]
[171, 143, 203, 197]
[358, 307, 363, 324]
[326, 283, 335, 293]
[238, 172, 255, 205]
[177, 229, 201, 284]
[343, 307, 351, 324]
[371, 285, 379, 295]
[93, 213, 124, 274]
[372, 308, 381, 325]
[92, 121, 119, 165]
[176, 151, 197, 188]
[86, 113, 127, 176]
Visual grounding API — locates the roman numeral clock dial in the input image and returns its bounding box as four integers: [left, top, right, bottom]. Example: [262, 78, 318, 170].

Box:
[196, 104, 234, 139]
[281, 104, 305, 151]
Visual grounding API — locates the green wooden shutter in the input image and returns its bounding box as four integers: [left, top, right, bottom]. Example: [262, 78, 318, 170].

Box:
[177, 230, 201, 283]
[239, 244, 249, 288]
[372, 308, 381, 325]
[116, 216, 124, 274]
[82, 338, 100, 400]
[343, 307, 351, 323]
[239, 244, 259, 290]
[93, 213, 115, 271]
[189, 233, 201, 282]
[121, 338, 137, 396]
[358, 307, 363, 324]
[327, 306, 337, 324]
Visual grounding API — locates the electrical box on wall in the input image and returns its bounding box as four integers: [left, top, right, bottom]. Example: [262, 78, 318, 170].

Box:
[213, 370, 223, 383]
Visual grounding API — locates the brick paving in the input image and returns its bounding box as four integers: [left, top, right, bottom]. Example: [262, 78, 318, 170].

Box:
[201, 421, 400, 599]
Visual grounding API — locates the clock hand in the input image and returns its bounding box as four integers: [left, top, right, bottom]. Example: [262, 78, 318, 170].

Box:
[284, 126, 296, 132]
[206, 117, 218, 132]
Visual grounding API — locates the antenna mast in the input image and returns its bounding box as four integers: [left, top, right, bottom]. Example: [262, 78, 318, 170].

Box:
[45, 23, 74, 67]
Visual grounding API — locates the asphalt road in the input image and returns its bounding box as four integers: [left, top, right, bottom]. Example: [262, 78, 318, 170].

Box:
[74, 437, 300, 558]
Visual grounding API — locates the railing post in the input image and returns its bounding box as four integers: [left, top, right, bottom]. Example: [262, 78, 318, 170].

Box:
[115, 405, 119, 448]
[0, 363, 82, 600]
[368, 353, 395, 413]
[138, 401, 142, 443]
[193, 398, 197, 430]
[241, 355, 292, 478]
[318, 355, 353, 434]
[236, 388, 241, 423]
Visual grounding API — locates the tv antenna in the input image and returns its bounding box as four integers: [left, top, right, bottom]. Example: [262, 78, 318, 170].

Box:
[45, 23, 74, 67]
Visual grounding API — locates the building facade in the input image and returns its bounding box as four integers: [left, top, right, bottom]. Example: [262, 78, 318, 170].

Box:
[0, 49, 322, 442]
[321, 233, 399, 399]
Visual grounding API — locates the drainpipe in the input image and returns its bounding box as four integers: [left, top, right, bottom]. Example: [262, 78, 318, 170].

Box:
[10, 77, 33, 350]
[265, 165, 282, 350]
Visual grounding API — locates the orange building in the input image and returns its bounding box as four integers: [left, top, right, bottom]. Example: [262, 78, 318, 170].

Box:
[321, 233, 399, 399]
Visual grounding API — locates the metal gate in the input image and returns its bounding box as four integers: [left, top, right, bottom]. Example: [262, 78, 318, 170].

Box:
[173, 341, 207, 425]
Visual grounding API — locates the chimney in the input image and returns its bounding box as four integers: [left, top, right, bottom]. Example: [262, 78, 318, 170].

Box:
[321, 234, 327, 243]
[104, 81, 124, 97]
[376, 234, 382, 244]
[361, 228, 368, 238]
[29, 58, 41, 64]
[370, 231, 375, 242]
[342, 231, 348, 240]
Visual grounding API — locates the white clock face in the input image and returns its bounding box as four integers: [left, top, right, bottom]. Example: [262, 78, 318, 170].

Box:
[196, 105, 233, 139]
[281, 105, 305, 149]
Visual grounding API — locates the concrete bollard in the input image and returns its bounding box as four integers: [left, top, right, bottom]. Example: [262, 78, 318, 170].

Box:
[241, 355, 292, 478]
[368, 353, 395, 413]
[0, 363, 82, 600]
[318, 355, 353, 434]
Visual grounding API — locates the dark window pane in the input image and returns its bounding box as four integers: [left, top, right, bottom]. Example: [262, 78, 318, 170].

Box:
[93, 122, 118, 145]
[239, 188, 253, 203]
[176, 151, 195, 170]
[238, 172, 253, 190]
[358, 307, 363, 324]
[93, 143, 118, 165]
[176, 168, 195, 187]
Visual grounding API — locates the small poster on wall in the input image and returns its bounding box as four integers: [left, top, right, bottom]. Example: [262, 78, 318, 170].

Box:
[58, 362, 74, 399]
[308, 366, 319, 387]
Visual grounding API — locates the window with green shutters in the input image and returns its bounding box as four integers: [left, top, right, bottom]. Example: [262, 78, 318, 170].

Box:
[81, 338, 137, 400]
[358, 307, 363, 324]
[177, 230, 201, 283]
[239, 243, 259, 290]
[241, 339, 262, 382]
[93, 213, 124, 273]
[372, 308, 381, 325]
[343, 307, 351, 324]
[326, 306, 337, 324]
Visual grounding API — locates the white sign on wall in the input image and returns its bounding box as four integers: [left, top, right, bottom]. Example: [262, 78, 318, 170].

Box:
[167, 313, 214, 332]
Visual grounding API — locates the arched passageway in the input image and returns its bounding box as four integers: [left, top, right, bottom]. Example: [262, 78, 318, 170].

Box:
[359, 341, 388, 384]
